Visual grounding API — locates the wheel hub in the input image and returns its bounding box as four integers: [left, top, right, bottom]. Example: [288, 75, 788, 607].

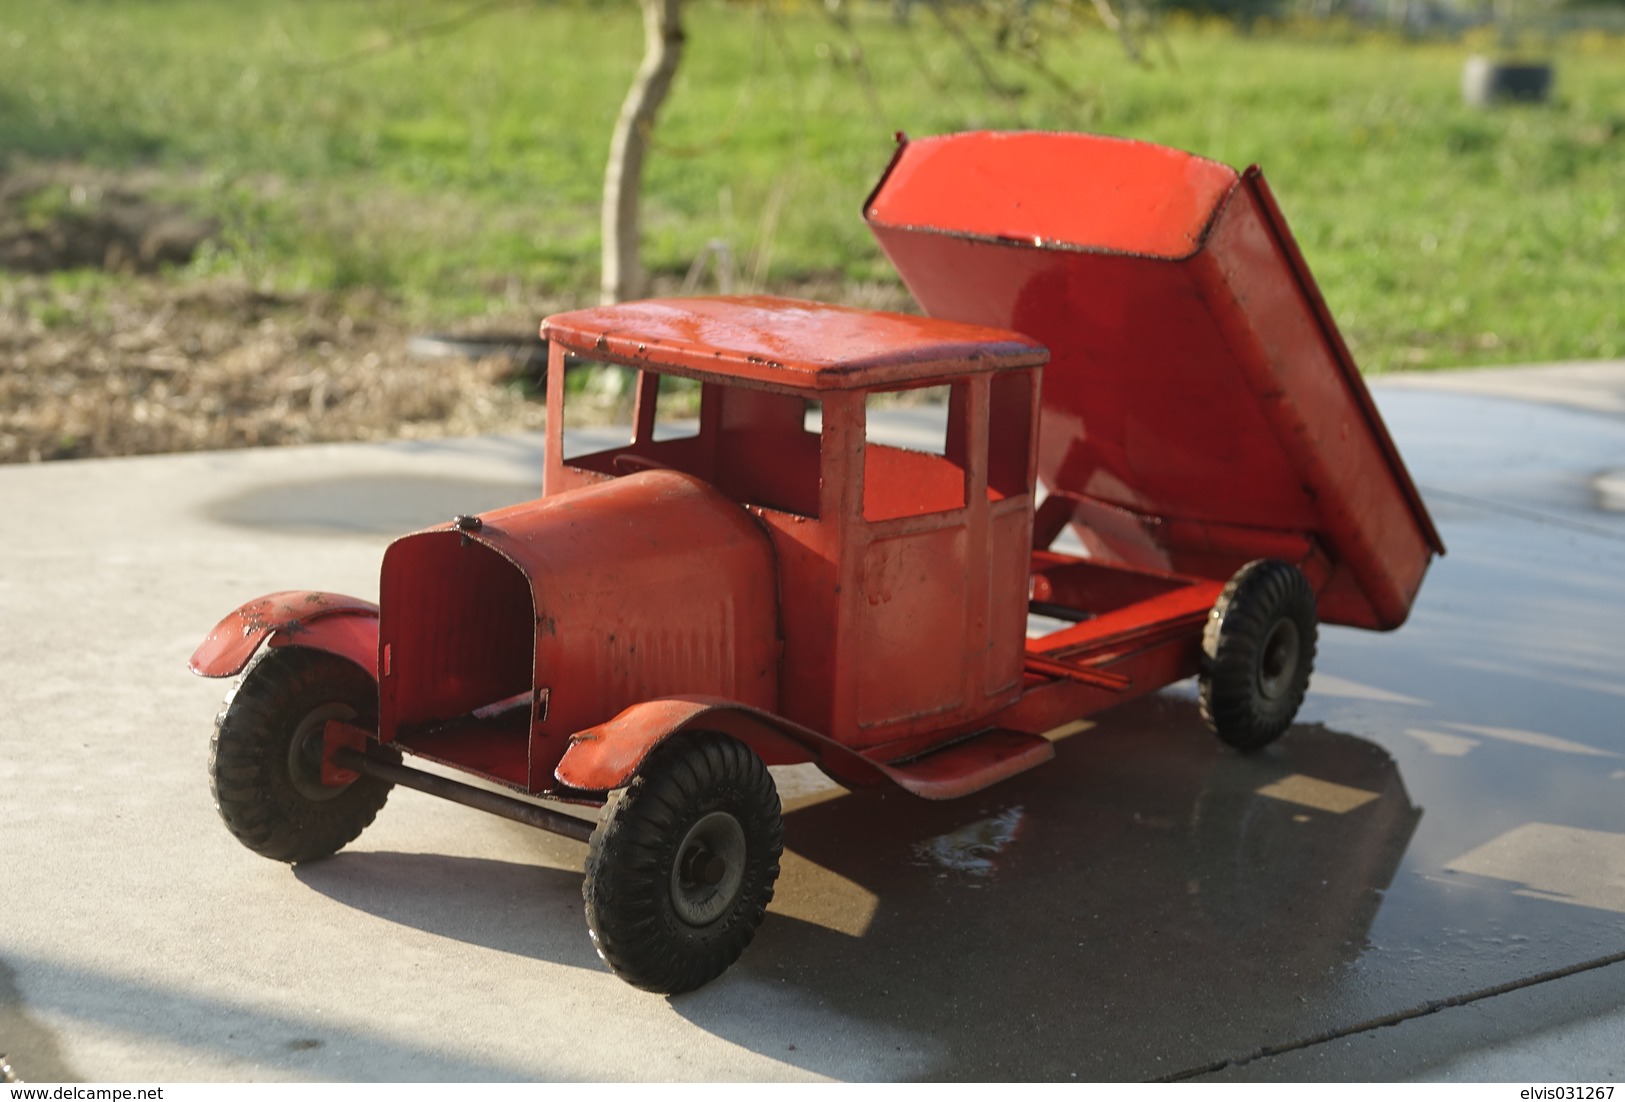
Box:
[1257, 619, 1300, 701]
[288, 703, 358, 802]
[680, 845, 727, 887]
[669, 811, 746, 927]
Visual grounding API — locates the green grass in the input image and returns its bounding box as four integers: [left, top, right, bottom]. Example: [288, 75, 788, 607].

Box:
[1, 0, 1622, 368]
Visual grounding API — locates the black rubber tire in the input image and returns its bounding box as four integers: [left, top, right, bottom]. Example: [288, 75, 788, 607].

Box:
[583, 732, 783, 994]
[1199, 559, 1318, 752]
[209, 646, 395, 864]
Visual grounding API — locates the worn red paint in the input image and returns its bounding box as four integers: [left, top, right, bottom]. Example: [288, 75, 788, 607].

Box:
[866, 131, 1443, 631]
[321, 718, 369, 787]
[193, 130, 1439, 808]
[189, 591, 379, 678]
[376, 471, 782, 791]
[555, 696, 888, 791]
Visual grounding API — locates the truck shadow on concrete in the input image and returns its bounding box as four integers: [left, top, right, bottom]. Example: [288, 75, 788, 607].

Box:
[295, 851, 602, 973]
[0, 956, 80, 1083]
[676, 692, 1423, 1080]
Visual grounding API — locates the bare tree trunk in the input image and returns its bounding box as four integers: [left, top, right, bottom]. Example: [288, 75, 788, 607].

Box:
[601, 0, 685, 305]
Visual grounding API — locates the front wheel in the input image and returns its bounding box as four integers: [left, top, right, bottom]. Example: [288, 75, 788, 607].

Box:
[1199, 559, 1318, 752]
[209, 646, 395, 863]
[583, 732, 783, 994]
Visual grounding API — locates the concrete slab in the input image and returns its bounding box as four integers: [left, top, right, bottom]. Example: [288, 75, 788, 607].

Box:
[2, 369, 1623, 1081]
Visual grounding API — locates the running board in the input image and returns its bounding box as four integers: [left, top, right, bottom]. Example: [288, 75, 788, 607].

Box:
[875, 728, 1054, 800]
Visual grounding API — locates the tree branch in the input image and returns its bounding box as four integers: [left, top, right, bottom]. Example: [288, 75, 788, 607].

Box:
[926, 0, 1025, 106]
[602, 0, 686, 304]
[290, 0, 534, 72]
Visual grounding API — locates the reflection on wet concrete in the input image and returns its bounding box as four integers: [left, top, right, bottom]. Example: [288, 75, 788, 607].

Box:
[203, 475, 537, 535]
[0, 957, 79, 1083]
[1297, 469, 1625, 1028]
[1446, 825, 1625, 915]
[911, 805, 1026, 878]
[681, 696, 1422, 1080]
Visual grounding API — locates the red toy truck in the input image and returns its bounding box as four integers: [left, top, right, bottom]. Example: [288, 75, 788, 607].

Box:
[191, 132, 1442, 993]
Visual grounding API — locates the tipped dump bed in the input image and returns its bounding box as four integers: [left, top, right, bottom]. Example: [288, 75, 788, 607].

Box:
[866, 131, 1443, 631]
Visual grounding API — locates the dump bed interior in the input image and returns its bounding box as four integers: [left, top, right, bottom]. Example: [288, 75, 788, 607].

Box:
[866, 131, 1442, 631]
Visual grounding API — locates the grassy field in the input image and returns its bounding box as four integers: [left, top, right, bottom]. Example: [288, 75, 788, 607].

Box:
[1, 0, 1622, 372]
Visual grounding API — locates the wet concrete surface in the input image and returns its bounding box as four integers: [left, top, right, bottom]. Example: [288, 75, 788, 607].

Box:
[0, 375, 1622, 1080]
[733, 708, 1426, 1080]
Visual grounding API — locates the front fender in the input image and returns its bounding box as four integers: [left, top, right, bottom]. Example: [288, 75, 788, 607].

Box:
[555, 696, 888, 792]
[189, 590, 379, 679]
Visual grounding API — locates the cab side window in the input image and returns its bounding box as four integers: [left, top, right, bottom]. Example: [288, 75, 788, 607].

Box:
[561, 364, 821, 519]
[862, 383, 970, 522]
[986, 369, 1035, 502]
[710, 387, 821, 519]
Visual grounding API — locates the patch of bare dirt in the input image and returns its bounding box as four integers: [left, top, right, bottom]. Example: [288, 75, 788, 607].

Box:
[0, 274, 556, 463]
[0, 163, 568, 463]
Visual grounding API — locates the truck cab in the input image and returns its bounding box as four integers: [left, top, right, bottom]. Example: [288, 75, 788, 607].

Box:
[540, 295, 1048, 757]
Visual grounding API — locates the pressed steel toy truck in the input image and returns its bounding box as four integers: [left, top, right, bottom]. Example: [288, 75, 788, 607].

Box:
[191, 132, 1442, 993]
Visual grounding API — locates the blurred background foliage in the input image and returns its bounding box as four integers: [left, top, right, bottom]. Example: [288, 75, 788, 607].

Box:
[0, 0, 1621, 370]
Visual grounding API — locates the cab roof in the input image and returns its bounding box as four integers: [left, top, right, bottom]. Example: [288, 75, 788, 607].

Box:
[542, 295, 1047, 392]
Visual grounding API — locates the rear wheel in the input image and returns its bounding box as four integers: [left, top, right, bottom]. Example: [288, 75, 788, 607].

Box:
[583, 732, 782, 994]
[209, 646, 394, 863]
[1199, 559, 1318, 752]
